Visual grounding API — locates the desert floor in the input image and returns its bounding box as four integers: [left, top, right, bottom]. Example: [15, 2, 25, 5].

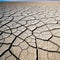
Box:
[0, 2, 60, 60]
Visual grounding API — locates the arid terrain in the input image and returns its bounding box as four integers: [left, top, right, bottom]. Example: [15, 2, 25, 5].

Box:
[0, 2, 60, 60]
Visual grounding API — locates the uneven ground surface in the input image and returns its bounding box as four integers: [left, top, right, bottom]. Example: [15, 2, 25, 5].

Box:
[0, 2, 60, 60]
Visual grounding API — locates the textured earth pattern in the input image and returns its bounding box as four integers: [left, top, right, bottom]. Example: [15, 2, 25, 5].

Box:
[0, 3, 60, 60]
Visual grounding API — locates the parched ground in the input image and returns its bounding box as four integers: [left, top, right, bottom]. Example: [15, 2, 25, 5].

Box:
[0, 2, 60, 60]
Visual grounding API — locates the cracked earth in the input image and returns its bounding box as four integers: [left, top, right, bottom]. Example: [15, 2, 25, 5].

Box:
[0, 3, 60, 60]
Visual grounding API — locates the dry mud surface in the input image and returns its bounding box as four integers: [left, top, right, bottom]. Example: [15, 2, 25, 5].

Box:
[0, 2, 60, 60]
